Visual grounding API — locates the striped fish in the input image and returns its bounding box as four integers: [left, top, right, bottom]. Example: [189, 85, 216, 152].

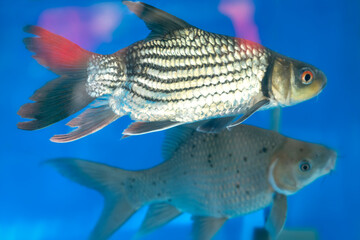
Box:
[18, 1, 327, 142]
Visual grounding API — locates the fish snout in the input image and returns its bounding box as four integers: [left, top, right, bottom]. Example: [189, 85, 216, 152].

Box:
[325, 151, 337, 172]
[317, 69, 327, 91]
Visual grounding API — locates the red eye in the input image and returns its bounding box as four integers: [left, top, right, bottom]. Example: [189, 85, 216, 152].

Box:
[301, 70, 313, 84]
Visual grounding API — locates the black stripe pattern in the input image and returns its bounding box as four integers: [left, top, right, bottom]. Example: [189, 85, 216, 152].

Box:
[86, 55, 127, 97]
[91, 27, 271, 122]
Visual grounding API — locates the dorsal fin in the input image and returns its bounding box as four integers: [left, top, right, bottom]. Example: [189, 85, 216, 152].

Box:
[162, 125, 195, 161]
[123, 1, 192, 41]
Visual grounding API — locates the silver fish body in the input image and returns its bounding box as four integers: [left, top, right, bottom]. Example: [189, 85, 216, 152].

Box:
[139, 125, 283, 217]
[49, 125, 336, 239]
[102, 28, 271, 122]
[18, 1, 327, 142]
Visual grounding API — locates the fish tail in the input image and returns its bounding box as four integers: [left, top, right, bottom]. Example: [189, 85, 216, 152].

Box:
[47, 158, 145, 240]
[18, 25, 123, 142]
[18, 25, 98, 130]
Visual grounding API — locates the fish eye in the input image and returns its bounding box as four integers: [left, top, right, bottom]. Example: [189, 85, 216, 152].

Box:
[299, 160, 311, 172]
[301, 70, 313, 85]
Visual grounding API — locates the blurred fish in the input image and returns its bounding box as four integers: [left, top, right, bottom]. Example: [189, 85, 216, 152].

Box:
[48, 125, 336, 240]
[18, 1, 327, 142]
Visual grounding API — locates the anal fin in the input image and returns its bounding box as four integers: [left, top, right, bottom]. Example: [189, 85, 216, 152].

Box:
[227, 99, 270, 130]
[123, 120, 183, 136]
[51, 105, 119, 143]
[192, 216, 227, 240]
[136, 202, 182, 237]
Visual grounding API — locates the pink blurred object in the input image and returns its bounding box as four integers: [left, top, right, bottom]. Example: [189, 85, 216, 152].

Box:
[219, 0, 260, 43]
[37, 3, 123, 51]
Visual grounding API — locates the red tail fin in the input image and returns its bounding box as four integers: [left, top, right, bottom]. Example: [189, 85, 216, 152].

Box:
[23, 25, 92, 73]
[18, 25, 95, 130]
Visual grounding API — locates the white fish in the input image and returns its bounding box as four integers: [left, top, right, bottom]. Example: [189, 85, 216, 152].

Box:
[48, 125, 336, 240]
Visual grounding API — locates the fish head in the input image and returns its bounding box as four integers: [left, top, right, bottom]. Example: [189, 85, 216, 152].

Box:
[270, 54, 327, 106]
[268, 138, 336, 195]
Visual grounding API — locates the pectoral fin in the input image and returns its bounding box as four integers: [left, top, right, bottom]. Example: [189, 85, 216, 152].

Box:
[270, 107, 282, 132]
[192, 216, 227, 240]
[136, 202, 182, 237]
[227, 99, 270, 130]
[265, 193, 287, 239]
[197, 116, 236, 133]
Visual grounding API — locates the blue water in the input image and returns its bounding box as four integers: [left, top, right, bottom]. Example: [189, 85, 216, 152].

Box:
[1, 0, 359, 239]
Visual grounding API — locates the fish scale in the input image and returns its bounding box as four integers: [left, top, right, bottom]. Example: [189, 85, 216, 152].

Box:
[49, 124, 336, 239]
[18, 1, 327, 141]
[86, 55, 127, 97]
[108, 27, 270, 122]
[131, 126, 284, 217]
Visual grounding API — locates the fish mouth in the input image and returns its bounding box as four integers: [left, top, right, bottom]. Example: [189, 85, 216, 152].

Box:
[317, 69, 327, 92]
[325, 151, 337, 172]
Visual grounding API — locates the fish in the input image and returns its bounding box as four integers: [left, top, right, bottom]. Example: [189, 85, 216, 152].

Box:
[48, 124, 336, 240]
[18, 1, 327, 142]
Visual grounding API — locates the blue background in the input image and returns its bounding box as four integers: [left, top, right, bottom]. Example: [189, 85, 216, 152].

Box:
[1, 0, 359, 239]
